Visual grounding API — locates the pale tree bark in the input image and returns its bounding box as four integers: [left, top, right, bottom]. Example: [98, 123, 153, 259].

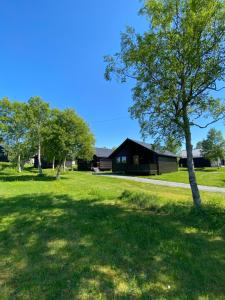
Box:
[52, 157, 55, 170]
[183, 109, 201, 208]
[17, 154, 22, 173]
[38, 142, 42, 175]
[217, 158, 220, 168]
[56, 165, 61, 180]
[63, 157, 66, 171]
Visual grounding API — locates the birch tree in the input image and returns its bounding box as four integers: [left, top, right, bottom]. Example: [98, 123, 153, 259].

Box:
[105, 0, 225, 208]
[43, 109, 95, 179]
[0, 98, 32, 172]
[26, 97, 50, 175]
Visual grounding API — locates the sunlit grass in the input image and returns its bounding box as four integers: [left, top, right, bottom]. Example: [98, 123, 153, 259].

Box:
[0, 164, 225, 299]
[143, 167, 225, 187]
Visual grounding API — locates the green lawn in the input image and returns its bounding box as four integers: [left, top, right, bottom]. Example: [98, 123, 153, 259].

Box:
[0, 165, 225, 299]
[144, 168, 225, 188]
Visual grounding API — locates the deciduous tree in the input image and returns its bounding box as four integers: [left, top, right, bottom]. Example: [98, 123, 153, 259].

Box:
[201, 128, 225, 167]
[43, 109, 95, 179]
[105, 0, 225, 208]
[26, 97, 50, 175]
[0, 98, 32, 172]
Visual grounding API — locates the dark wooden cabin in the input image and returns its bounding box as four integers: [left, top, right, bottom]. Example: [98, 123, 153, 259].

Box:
[109, 138, 178, 175]
[34, 156, 54, 169]
[179, 149, 210, 168]
[77, 147, 113, 171]
[179, 149, 224, 168]
[0, 145, 8, 162]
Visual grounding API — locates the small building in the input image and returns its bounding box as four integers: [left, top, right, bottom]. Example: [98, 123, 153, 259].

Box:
[109, 138, 178, 175]
[0, 145, 8, 162]
[77, 147, 113, 171]
[179, 149, 225, 168]
[34, 156, 76, 169]
[34, 156, 54, 169]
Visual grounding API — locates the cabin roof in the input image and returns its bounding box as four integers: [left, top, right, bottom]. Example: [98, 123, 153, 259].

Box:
[94, 147, 113, 158]
[131, 139, 178, 157]
[110, 138, 178, 158]
[180, 149, 202, 159]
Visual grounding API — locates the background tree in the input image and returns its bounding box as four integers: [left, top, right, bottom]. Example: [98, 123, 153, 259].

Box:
[43, 109, 95, 179]
[195, 141, 203, 150]
[26, 97, 50, 175]
[163, 136, 182, 155]
[201, 128, 225, 167]
[105, 0, 225, 208]
[0, 98, 32, 172]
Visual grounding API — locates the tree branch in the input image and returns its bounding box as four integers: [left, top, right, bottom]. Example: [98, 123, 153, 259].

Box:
[191, 115, 225, 129]
[207, 86, 225, 92]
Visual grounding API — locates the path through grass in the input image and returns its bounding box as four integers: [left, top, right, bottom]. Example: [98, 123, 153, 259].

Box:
[143, 167, 225, 188]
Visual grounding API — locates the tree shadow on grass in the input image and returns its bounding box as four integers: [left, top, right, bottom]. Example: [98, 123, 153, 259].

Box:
[0, 174, 68, 182]
[195, 168, 223, 173]
[0, 192, 225, 299]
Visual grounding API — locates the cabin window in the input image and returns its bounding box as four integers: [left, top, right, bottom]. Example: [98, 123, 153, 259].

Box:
[116, 157, 121, 163]
[133, 155, 139, 165]
[121, 156, 127, 163]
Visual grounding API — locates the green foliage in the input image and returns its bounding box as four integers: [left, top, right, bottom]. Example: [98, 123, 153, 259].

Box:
[0, 98, 34, 170]
[105, 0, 225, 207]
[26, 97, 50, 149]
[196, 141, 203, 149]
[105, 0, 225, 140]
[163, 136, 182, 154]
[0, 97, 95, 175]
[201, 128, 225, 164]
[43, 108, 95, 178]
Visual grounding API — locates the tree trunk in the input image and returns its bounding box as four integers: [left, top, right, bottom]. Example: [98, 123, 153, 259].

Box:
[217, 158, 220, 169]
[63, 157, 66, 171]
[56, 165, 61, 180]
[38, 142, 42, 175]
[18, 155, 22, 173]
[52, 157, 55, 170]
[183, 110, 201, 208]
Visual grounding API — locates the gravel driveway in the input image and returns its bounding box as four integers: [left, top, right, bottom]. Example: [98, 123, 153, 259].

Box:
[97, 174, 225, 194]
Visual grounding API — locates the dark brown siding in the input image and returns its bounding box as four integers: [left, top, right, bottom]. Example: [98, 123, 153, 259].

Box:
[179, 157, 211, 168]
[77, 157, 112, 171]
[0, 145, 8, 162]
[99, 158, 112, 170]
[158, 156, 178, 174]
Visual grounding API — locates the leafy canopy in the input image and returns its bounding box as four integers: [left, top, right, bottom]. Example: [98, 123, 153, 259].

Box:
[105, 0, 225, 141]
[26, 96, 50, 145]
[43, 109, 95, 165]
[201, 128, 225, 162]
[0, 98, 33, 166]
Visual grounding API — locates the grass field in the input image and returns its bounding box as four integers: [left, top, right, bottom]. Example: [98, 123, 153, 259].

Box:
[144, 168, 225, 188]
[0, 164, 225, 299]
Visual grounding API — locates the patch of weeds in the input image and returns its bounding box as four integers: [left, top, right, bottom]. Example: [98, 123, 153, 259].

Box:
[120, 190, 160, 211]
[88, 188, 105, 201]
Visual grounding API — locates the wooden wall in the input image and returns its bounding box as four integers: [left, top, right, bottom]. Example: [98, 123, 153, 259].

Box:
[77, 157, 112, 171]
[179, 157, 211, 168]
[0, 145, 8, 162]
[158, 156, 178, 174]
[99, 158, 112, 170]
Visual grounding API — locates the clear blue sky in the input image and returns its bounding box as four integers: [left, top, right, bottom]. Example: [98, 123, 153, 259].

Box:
[0, 0, 224, 149]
